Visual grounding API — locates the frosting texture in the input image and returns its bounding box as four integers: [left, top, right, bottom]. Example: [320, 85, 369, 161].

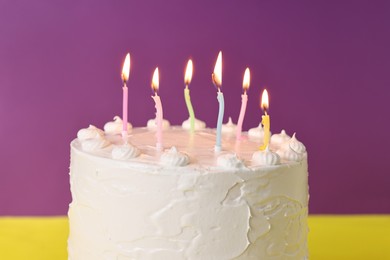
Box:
[271, 129, 291, 149]
[181, 118, 206, 130]
[77, 125, 104, 140]
[221, 117, 237, 134]
[104, 116, 132, 135]
[277, 134, 307, 162]
[248, 123, 265, 139]
[160, 147, 190, 166]
[252, 146, 281, 166]
[217, 153, 246, 169]
[112, 143, 140, 160]
[147, 118, 171, 130]
[69, 127, 308, 260]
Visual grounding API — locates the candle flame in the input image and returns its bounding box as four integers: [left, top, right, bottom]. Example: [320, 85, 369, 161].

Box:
[185, 59, 193, 85]
[243, 68, 250, 91]
[212, 51, 222, 88]
[121, 53, 130, 83]
[151, 67, 159, 92]
[261, 89, 269, 111]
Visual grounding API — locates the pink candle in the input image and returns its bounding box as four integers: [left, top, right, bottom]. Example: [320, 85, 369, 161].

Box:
[122, 84, 128, 137]
[151, 67, 163, 150]
[121, 53, 130, 139]
[236, 68, 250, 140]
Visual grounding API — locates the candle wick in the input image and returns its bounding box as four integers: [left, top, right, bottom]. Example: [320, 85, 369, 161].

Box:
[265, 110, 268, 116]
[185, 85, 189, 90]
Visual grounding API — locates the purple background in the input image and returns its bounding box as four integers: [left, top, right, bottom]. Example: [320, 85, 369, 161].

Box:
[0, 1, 389, 215]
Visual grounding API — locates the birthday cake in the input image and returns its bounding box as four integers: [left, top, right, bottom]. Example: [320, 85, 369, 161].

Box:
[67, 118, 309, 260]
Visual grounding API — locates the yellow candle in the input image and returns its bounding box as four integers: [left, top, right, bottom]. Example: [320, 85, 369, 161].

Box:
[260, 89, 270, 150]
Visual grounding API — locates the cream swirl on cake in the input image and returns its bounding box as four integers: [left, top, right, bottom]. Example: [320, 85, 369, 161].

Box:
[221, 117, 237, 134]
[104, 116, 132, 135]
[248, 123, 265, 139]
[77, 125, 104, 140]
[112, 143, 140, 160]
[77, 125, 110, 151]
[147, 118, 171, 130]
[160, 146, 189, 166]
[217, 153, 246, 169]
[181, 117, 206, 130]
[252, 146, 281, 166]
[277, 133, 306, 162]
[270, 129, 291, 149]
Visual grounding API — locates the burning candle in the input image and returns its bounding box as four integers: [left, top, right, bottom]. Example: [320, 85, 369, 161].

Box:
[121, 53, 130, 139]
[236, 68, 250, 140]
[184, 59, 195, 132]
[260, 89, 270, 150]
[151, 67, 163, 150]
[212, 51, 224, 152]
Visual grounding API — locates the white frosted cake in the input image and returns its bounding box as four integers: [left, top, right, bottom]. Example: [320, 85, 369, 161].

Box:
[68, 119, 309, 260]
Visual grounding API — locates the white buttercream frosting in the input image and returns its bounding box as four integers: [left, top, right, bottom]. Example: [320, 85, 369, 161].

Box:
[77, 125, 104, 140]
[252, 146, 281, 166]
[217, 153, 246, 169]
[248, 123, 265, 139]
[289, 133, 306, 154]
[147, 118, 171, 130]
[81, 137, 110, 151]
[111, 143, 140, 160]
[160, 146, 190, 166]
[69, 127, 308, 260]
[181, 117, 206, 130]
[77, 125, 110, 151]
[222, 117, 237, 134]
[271, 129, 291, 149]
[104, 116, 132, 135]
[277, 133, 307, 162]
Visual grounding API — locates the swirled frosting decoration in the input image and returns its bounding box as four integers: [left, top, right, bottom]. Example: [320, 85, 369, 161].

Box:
[160, 147, 189, 167]
[221, 117, 237, 134]
[252, 146, 281, 166]
[104, 116, 132, 135]
[276, 133, 306, 162]
[248, 123, 265, 139]
[270, 129, 291, 149]
[112, 143, 140, 160]
[217, 153, 246, 169]
[77, 125, 104, 140]
[147, 118, 171, 130]
[182, 118, 206, 130]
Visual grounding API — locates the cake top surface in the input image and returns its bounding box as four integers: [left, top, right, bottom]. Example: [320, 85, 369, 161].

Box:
[72, 121, 307, 172]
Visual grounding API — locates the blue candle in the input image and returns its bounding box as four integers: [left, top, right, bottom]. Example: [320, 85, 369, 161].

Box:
[213, 51, 224, 152]
[215, 90, 225, 151]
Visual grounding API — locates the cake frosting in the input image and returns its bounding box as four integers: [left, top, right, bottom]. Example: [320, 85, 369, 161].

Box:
[147, 118, 171, 130]
[68, 124, 309, 260]
[248, 123, 265, 139]
[104, 116, 132, 135]
[181, 118, 206, 130]
[270, 129, 291, 149]
[221, 117, 237, 134]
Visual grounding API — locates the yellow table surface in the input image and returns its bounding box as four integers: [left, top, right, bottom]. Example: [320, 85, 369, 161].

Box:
[0, 215, 389, 260]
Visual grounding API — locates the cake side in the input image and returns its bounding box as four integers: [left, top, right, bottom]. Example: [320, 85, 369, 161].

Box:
[68, 127, 308, 260]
